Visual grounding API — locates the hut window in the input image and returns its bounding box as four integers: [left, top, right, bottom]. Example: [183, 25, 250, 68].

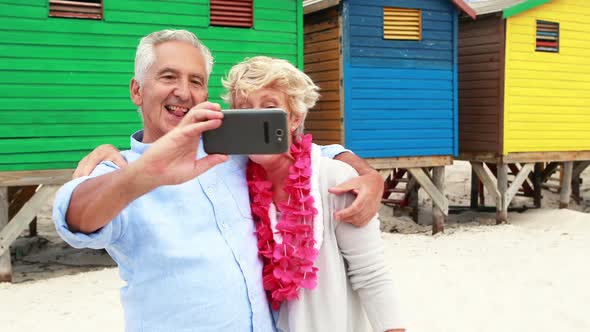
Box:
[383, 7, 421, 41]
[210, 0, 253, 28]
[536, 20, 559, 53]
[49, 0, 102, 20]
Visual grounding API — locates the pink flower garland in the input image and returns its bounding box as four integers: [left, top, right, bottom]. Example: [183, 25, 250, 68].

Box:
[246, 134, 319, 311]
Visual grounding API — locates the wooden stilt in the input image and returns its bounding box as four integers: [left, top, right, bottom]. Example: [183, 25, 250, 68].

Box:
[432, 167, 446, 234]
[541, 162, 560, 183]
[572, 177, 580, 204]
[573, 161, 590, 177]
[533, 163, 542, 208]
[471, 162, 500, 201]
[496, 164, 508, 224]
[572, 161, 590, 204]
[508, 164, 535, 196]
[408, 168, 448, 214]
[29, 219, 37, 237]
[560, 161, 573, 209]
[473, 162, 532, 216]
[470, 168, 478, 209]
[8, 186, 38, 237]
[407, 176, 419, 223]
[0, 187, 11, 283]
[0, 172, 71, 284]
[408, 167, 448, 234]
[478, 180, 485, 206]
[0, 186, 57, 259]
[504, 163, 534, 205]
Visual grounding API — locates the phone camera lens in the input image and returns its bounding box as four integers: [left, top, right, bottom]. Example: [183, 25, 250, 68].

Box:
[276, 129, 284, 136]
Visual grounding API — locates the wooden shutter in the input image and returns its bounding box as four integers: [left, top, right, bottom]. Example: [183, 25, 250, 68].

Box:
[383, 7, 421, 41]
[536, 20, 559, 53]
[210, 0, 253, 28]
[49, 0, 102, 20]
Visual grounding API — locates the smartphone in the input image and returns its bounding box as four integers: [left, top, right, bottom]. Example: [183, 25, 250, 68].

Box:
[203, 108, 289, 155]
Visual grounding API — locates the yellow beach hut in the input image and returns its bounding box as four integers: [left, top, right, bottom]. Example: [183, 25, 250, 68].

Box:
[458, 0, 590, 222]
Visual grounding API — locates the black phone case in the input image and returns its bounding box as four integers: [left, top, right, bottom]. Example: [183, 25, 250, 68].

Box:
[203, 108, 289, 155]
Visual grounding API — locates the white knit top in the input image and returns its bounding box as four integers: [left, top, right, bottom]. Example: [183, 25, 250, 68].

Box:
[274, 154, 404, 332]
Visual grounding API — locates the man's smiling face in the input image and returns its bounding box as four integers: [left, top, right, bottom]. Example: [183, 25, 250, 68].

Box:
[131, 40, 208, 143]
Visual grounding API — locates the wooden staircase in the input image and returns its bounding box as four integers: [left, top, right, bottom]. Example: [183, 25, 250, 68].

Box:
[382, 168, 420, 222]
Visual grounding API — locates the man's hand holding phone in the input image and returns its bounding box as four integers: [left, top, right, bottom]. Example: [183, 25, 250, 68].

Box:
[131, 102, 229, 189]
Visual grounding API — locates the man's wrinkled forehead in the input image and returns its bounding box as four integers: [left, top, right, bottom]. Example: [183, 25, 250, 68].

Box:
[149, 41, 207, 79]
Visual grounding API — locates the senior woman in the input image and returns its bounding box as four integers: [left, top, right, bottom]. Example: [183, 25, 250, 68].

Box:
[222, 56, 405, 332]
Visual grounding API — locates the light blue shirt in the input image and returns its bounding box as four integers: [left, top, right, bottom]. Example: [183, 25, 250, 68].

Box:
[53, 131, 348, 332]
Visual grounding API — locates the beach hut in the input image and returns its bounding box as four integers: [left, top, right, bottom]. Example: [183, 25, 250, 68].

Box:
[0, 0, 303, 282]
[303, 0, 475, 232]
[458, 0, 590, 223]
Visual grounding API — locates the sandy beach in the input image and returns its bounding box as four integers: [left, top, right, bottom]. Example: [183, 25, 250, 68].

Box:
[1, 161, 589, 332]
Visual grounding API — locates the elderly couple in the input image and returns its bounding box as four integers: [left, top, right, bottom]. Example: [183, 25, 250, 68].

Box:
[53, 29, 405, 332]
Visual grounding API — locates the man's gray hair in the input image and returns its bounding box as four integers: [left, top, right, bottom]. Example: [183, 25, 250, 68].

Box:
[134, 29, 214, 85]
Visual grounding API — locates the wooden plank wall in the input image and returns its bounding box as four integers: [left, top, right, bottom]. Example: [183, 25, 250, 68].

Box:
[0, 0, 299, 171]
[304, 7, 342, 145]
[343, 0, 457, 158]
[503, 0, 590, 154]
[458, 14, 504, 155]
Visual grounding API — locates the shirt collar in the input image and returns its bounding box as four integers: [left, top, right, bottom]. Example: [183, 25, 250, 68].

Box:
[130, 130, 150, 155]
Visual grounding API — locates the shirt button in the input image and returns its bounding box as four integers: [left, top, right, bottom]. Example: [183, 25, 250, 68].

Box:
[207, 186, 213, 193]
[221, 223, 228, 229]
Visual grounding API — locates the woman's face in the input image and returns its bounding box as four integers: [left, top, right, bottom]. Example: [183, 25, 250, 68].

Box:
[233, 87, 302, 164]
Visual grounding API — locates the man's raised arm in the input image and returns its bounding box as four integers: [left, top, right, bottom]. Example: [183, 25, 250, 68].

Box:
[64, 105, 228, 234]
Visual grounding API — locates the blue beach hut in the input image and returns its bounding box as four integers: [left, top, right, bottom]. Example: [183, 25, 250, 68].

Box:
[303, 0, 475, 233]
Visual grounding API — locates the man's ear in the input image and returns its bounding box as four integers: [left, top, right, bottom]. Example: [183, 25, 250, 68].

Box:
[130, 79, 143, 106]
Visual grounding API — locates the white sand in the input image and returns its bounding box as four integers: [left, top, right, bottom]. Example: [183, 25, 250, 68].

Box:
[1, 162, 589, 332]
[386, 209, 590, 332]
[0, 269, 123, 331]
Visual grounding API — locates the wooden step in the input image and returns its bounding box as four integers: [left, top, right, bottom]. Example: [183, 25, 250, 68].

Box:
[386, 188, 406, 194]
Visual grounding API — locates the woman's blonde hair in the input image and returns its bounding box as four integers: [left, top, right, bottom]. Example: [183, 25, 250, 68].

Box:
[222, 56, 320, 136]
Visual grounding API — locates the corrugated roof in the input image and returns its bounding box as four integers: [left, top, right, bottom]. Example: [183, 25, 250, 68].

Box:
[465, 0, 527, 15]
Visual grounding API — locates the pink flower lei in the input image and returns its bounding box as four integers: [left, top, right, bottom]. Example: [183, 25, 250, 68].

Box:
[246, 134, 319, 311]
